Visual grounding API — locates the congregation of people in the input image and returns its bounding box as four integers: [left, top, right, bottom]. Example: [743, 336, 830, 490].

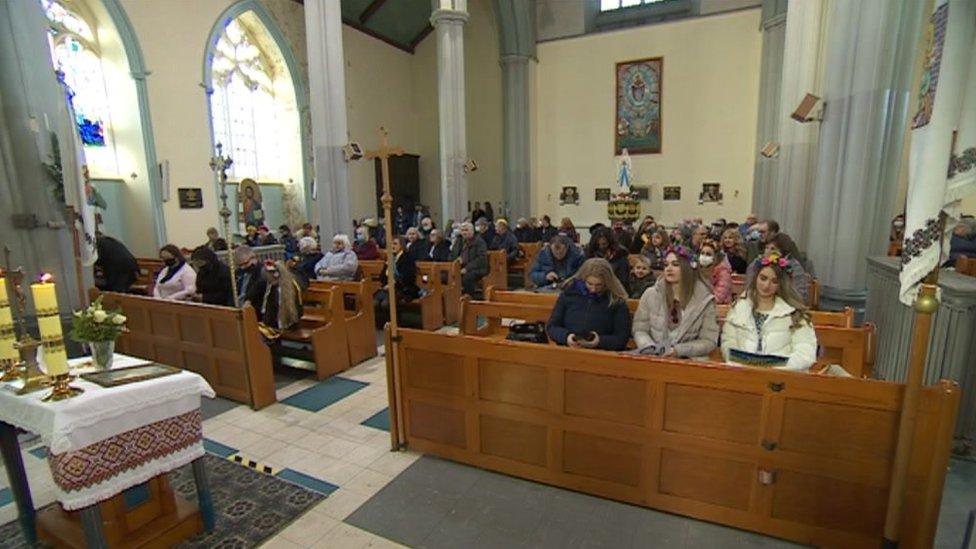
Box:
[90, 196, 864, 374]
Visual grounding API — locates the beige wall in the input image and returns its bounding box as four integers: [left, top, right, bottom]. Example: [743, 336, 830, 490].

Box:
[533, 9, 763, 227]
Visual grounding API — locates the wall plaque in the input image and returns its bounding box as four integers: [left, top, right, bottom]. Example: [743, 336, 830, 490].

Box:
[178, 188, 203, 209]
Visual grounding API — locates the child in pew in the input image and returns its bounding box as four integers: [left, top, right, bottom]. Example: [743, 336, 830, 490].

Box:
[631, 246, 718, 359]
[720, 253, 817, 372]
[546, 258, 631, 351]
[627, 254, 655, 299]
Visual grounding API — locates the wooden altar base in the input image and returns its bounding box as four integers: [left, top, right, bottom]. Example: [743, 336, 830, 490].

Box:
[37, 475, 202, 549]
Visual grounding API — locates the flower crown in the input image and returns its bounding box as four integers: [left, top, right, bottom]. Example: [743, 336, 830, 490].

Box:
[756, 252, 793, 274]
[666, 245, 698, 268]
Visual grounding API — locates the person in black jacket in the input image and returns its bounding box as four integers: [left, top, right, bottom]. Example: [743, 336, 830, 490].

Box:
[94, 234, 139, 293]
[586, 226, 630, 285]
[538, 215, 558, 243]
[190, 246, 233, 305]
[375, 237, 421, 324]
[233, 245, 267, 308]
[546, 258, 631, 351]
[424, 229, 453, 261]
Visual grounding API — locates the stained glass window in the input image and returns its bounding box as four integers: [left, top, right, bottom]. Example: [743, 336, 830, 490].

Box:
[41, 0, 118, 173]
[601, 0, 670, 11]
[209, 18, 285, 181]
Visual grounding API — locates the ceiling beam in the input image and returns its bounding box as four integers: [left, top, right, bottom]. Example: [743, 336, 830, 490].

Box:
[358, 0, 389, 24]
[342, 17, 413, 54]
[409, 23, 434, 51]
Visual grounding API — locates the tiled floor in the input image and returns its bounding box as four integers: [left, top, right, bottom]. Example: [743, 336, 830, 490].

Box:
[2, 337, 974, 548]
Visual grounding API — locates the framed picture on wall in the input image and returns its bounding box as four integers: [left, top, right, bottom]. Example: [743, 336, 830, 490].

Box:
[560, 186, 580, 205]
[595, 188, 611, 201]
[663, 186, 681, 201]
[699, 183, 723, 204]
[615, 57, 663, 155]
[632, 186, 650, 200]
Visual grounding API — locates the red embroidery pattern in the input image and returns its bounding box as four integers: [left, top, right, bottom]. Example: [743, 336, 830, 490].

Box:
[49, 409, 203, 493]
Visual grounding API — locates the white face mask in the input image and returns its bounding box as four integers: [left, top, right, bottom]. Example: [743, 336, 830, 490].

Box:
[698, 254, 715, 267]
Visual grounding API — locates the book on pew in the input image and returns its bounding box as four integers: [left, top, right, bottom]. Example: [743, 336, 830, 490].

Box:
[728, 349, 789, 368]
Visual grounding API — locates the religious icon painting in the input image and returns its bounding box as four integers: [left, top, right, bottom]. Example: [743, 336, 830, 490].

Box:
[699, 183, 722, 204]
[239, 178, 265, 232]
[663, 186, 681, 201]
[615, 57, 662, 155]
[560, 186, 580, 205]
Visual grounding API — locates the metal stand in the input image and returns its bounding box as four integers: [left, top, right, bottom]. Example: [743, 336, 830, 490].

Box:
[210, 144, 239, 307]
[0, 421, 36, 547]
[192, 458, 215, 531]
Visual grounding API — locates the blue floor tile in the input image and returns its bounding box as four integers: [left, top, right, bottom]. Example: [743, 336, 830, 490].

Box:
[276, 468, 339, 496]
[203, 438, 239, 458]
[361, 408, 390, 432]
[28, 447, 47, 460]
[0, 488, 11, 507]
[280, 376, 368, 412]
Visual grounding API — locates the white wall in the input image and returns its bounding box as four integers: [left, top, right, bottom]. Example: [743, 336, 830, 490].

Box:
[533, 9, 762, 226]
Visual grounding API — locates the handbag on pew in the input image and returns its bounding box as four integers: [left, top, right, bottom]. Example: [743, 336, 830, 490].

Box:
[506, 321, 549, 344]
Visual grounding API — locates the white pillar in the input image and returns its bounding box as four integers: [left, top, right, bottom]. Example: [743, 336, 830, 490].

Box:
[501, 54, 531, 220]
[431, 0, 469, 223]
[305, 0, 350, 239]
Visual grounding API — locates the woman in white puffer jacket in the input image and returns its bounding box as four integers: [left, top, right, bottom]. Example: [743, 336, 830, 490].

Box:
[721, 253, 817, 372]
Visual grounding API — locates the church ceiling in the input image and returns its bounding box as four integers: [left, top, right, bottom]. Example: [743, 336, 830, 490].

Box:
[291, 0, 433, 53]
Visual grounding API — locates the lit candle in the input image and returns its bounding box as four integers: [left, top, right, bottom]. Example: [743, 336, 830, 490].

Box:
[30, 274, 68, 377]
[0, 276, 15, 363]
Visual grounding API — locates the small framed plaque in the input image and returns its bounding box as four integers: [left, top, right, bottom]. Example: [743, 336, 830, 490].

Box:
[595, 188, 611, 201]
[663, 186, 681, 201]
[178, 188, 203, 209]
[81, 363, 181, 388]
[632, 186, 650, 200]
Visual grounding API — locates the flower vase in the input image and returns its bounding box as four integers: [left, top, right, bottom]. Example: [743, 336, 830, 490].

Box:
[90, 340, 115, 370]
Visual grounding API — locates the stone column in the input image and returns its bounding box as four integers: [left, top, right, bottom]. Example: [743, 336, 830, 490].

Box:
[750, 0, 787, 218]
[305, 0, 350, 239]
[431, 0, 469, 224]
[804, 0, 925, 309]
[500, 54, 531, 219]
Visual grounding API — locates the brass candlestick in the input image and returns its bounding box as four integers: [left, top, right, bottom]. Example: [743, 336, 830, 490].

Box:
[0, 358, 16, 382]
[14, 336, 49, 395]
[41, 373, 83, 402]
[209, 144, 239, 307]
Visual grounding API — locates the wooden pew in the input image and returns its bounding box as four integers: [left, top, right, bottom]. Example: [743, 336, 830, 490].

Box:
[131, 258, 164, 295]
[715, 304, 855, 327]
[282, 286, 351, 379]
[417, 261, 462, 325]
[486, 288, 639, 314]
[510, 242, 543, 287]
[357, 259, 444, 331]
[310, 280, 378, 365]
[357, 259, 385, 297]
[92, 290, 275, 409]
[481, 250, 508, 292]
[387, 328, 959, 549]
[730, 274, 821, 310]
[956, 255, 976, 276]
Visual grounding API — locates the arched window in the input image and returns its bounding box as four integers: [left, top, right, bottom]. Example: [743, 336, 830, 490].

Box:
[209, 16, 293, 182]
[41, 0, 119, 175]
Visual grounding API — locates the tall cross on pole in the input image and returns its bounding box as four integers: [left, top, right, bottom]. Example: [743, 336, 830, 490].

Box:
[209, 144, 239, 307]
[365, 127, 404, 450]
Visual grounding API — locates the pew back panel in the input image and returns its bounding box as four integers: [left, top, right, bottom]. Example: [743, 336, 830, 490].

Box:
[310, 280, 378, 364]
[482, 250, 508, 291]
[418, 261, 462, 325]
[93, 290, 275, 409]
[390, 329, 958, 548]
[286, 286, 351, 379]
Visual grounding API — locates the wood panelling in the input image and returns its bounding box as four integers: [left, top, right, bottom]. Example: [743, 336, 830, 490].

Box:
[778, 399, 898, 462]
[772, 470, 887, 536]
[562, 431, 643, 486]
[658, 448, 754, 510]
[564, 371, 647, 426]
[392, 329, 960, 548]
[408, 400, 466, 448]
[479, 360, 547, 410]
[663, 384, 762, 444]
[479, 415, 548, 466]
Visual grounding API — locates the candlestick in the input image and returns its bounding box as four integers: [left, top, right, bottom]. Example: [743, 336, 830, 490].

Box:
[0, 275, 16, 380]
[30, 275, 69, 377]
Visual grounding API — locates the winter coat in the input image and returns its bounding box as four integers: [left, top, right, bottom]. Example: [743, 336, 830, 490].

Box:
[705, 257, 733, 304]
[514, 227, 539, 243]
[539, 225, 559, 243]
[153, 262, 196, 301]
[424, 240, 453, 262]
[725, 252, 748, 274]
[546, 282, 631, 351]
[452, 236, 488, 277]
[588, 246, 630, 287]
[720, 296, 817, 372]
[490, 230, 520, 262]
[354, 240, 379, 260]
[529, 245, 584, 286]
[314, 249, 359, 280]
[632, 276, 718, 359]
[195, 262, 233, 306]
[627, 274, 655, 300]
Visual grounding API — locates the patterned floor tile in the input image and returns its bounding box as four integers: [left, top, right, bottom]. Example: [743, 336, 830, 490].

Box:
[361, 408, 390, 432]
[281, 377, 369, 412]
[202, 438, 238, 458]
[276, 468, 339, 497]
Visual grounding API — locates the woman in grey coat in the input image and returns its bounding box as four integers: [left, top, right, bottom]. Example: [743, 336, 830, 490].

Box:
[632, 246, 719, 359]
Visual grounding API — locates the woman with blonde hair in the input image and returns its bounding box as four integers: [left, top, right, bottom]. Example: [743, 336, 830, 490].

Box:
[546, 258, 631, 351]
[259, 260, 303, 333]
[721, 228, 748, 274]
[314, 233, 358, 280]
[721, 253, 816, 371]
[632, 246, 718, 359]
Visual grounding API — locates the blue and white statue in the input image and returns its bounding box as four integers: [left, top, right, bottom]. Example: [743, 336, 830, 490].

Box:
[617, 148, 633, 192]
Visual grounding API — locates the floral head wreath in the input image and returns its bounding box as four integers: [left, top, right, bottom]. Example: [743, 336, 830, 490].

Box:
[666, 245, 698, 269]
[263, 259, 278, 272]
[756, 252, 793, 275]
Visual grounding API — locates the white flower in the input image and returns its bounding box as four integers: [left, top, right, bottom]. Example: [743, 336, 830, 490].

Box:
[73, 311, 82, 317]
[93, 310, 108, 323]
[112, 315, 126, 325]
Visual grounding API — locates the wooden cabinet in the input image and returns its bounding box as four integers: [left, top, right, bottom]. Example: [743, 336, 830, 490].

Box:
[374, 153, 420, 216]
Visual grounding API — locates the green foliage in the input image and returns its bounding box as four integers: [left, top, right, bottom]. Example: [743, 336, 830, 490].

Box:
[70, 296, 127, 342]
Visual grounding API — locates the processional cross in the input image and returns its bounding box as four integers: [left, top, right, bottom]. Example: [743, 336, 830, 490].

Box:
[365, 127, 405, 449]
[209, 144, 239, 307]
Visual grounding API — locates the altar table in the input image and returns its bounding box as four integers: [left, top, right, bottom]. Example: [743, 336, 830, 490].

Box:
[0, 354, 216, 548]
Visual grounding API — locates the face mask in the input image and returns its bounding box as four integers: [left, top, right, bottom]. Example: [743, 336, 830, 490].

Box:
[452, 229, 461, 239]
[748, 230, 761, 241]
[422, 222, 432, 230]
[164, 258, 177, 267]
[355, 232, 366, 243]
[698, 254, 714, 267]
[893, 221, 905, 229]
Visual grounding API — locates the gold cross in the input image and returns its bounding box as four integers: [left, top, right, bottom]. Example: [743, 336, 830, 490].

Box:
[365, 126, 404, 162]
